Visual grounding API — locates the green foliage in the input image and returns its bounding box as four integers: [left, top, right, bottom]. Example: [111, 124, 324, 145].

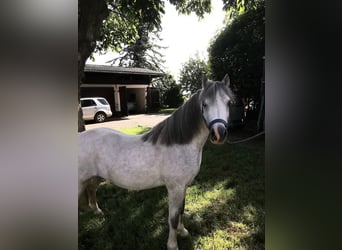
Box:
[169, 0, 212, 19]
[152, 73, 183, 107]
[152, 73, 176, 92]
[79, 128, 265, 249]
[163, 83, 184, 108]
[111, 23, 166, 71]
[179, 55, 209, 96]
[96, 0, 164, 53]
[208, 1, 264, 106]
[95, 0, 214, 68]
[81, 0, 259, 70]
[222, 0, 262, 18]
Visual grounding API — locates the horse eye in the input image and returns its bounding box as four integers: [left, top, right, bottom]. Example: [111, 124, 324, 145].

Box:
[202, 103, 207, 108]
[227, 101, 231, 106]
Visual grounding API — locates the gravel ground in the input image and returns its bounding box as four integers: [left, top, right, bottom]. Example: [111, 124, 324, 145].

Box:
[85, 113, 171, 130]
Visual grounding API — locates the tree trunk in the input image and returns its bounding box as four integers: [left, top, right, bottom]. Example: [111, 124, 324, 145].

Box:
[78, 0, 110, 206]
[78, 0, 109, 132]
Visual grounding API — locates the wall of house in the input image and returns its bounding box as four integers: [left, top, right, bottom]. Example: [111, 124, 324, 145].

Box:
[135, 88, 146, 113]
[126, 88, 146, 113]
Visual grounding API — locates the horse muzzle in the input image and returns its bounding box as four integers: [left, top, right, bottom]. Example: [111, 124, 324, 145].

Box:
[210, 123, 227, 144]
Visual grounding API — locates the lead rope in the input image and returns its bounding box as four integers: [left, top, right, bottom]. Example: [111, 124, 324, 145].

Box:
[225, 131, 265, 144]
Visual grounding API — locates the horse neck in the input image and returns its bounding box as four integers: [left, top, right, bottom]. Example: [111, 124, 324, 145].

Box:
[192, 122, 210, 149]
[175, 92, 209, 148]
[187, 92, 210, 148]
[142, 91, 210, 146]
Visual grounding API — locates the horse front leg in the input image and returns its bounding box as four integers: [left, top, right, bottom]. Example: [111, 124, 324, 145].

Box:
[176, 198, 189, 237]
[166, 185, 189, 250]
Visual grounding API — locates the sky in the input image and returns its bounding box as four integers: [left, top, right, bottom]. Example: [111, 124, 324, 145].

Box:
[87, 0, 226, 80]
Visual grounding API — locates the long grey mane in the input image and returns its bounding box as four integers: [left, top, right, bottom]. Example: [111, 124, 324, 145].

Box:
[142, 90, 203, 145]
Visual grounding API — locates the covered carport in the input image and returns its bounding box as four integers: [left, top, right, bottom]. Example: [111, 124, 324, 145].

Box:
[80, 64, 163, 116]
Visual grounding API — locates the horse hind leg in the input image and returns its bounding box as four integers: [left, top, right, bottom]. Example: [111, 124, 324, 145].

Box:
[84, 177, 104, 215]
[166, 185, 189, 250]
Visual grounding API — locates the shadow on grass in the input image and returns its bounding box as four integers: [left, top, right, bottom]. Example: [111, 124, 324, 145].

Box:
[182, 140, 265, 249]
[79, 137, 264, 250]
[79, 186, 170, 250]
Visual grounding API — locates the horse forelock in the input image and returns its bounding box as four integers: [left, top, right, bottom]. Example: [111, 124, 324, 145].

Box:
[201, 80, 235, 102]
[141, 91, 203, 145]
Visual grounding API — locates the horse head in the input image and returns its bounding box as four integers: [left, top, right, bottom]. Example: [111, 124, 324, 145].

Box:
[200, 74, 234, 144]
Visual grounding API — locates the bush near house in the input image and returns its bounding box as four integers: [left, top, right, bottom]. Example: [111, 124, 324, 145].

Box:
[162, 84, 184, 108]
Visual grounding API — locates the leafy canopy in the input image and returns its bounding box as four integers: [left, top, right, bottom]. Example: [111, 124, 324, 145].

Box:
[152, 73, 183, 107]
[95, 0, 165, 53]
[179, 55, 209, 96]
[208, 1, 264, 101]
[222, 0, 260, 18]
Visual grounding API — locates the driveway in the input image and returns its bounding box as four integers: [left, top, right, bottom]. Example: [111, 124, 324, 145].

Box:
[85, 113, 171, 130]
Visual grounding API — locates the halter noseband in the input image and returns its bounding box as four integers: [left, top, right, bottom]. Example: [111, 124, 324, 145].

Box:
[207, 118, 228, 131]
[202, 109, 229, 131]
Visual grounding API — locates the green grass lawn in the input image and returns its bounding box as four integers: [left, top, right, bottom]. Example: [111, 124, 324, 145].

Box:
[79, 126, 264, 250]
[117, 125, 151, 135]
[158, 108, 177, 114]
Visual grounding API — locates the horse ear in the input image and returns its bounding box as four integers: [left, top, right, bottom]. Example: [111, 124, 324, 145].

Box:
[202, 74, 208, 89]
[222, 74, 230, 87]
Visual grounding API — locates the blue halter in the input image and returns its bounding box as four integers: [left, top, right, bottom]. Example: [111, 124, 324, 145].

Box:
[202, 109, 228, 131]
[207, 118, 228, 131]
[201, 105, 229, 131]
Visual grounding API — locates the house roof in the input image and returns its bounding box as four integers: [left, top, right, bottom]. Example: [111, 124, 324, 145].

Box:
[85, 64, 164, 77]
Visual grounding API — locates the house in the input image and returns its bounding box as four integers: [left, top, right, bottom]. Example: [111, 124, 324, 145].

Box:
[81, 64, 163, 116]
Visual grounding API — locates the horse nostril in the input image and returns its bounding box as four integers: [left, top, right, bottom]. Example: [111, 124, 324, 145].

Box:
[210, 129, 217, 141]
[217, 126, 227, 141]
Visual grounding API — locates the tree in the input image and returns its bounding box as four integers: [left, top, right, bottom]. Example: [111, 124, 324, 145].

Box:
[152, 73, 183, 107]
[222, 0, 260, 18]
[152, 73, 175, 101]
[78, 0, 109, 132]
[179, 55, 209, 96]
[208, 1, 265, 114]
[163, 84, 184, 108]
[95, 0, 164, 54]
[107, 23, 166, 72]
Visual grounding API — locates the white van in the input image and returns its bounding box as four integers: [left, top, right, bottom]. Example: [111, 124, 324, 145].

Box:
[80, 97, 112, 123]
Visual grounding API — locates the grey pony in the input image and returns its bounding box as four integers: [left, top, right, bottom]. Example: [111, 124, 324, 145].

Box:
[78, 74, 234, 250]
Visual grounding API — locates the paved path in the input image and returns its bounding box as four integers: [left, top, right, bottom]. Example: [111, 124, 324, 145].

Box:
[85, 113, 171, 130]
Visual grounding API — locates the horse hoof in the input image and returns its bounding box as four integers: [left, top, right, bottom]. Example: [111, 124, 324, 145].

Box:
[177, 228, 189, 237]
[94, 208, 104, 216]
[167, 245, 178, 250]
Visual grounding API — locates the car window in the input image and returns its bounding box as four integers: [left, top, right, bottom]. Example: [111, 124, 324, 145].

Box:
[97, 98, 108, 105]
[81, 99, 96, 107]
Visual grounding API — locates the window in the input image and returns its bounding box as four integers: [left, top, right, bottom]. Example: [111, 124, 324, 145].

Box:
[81, 99, 96, 107]
[97, 98, 109, 105]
